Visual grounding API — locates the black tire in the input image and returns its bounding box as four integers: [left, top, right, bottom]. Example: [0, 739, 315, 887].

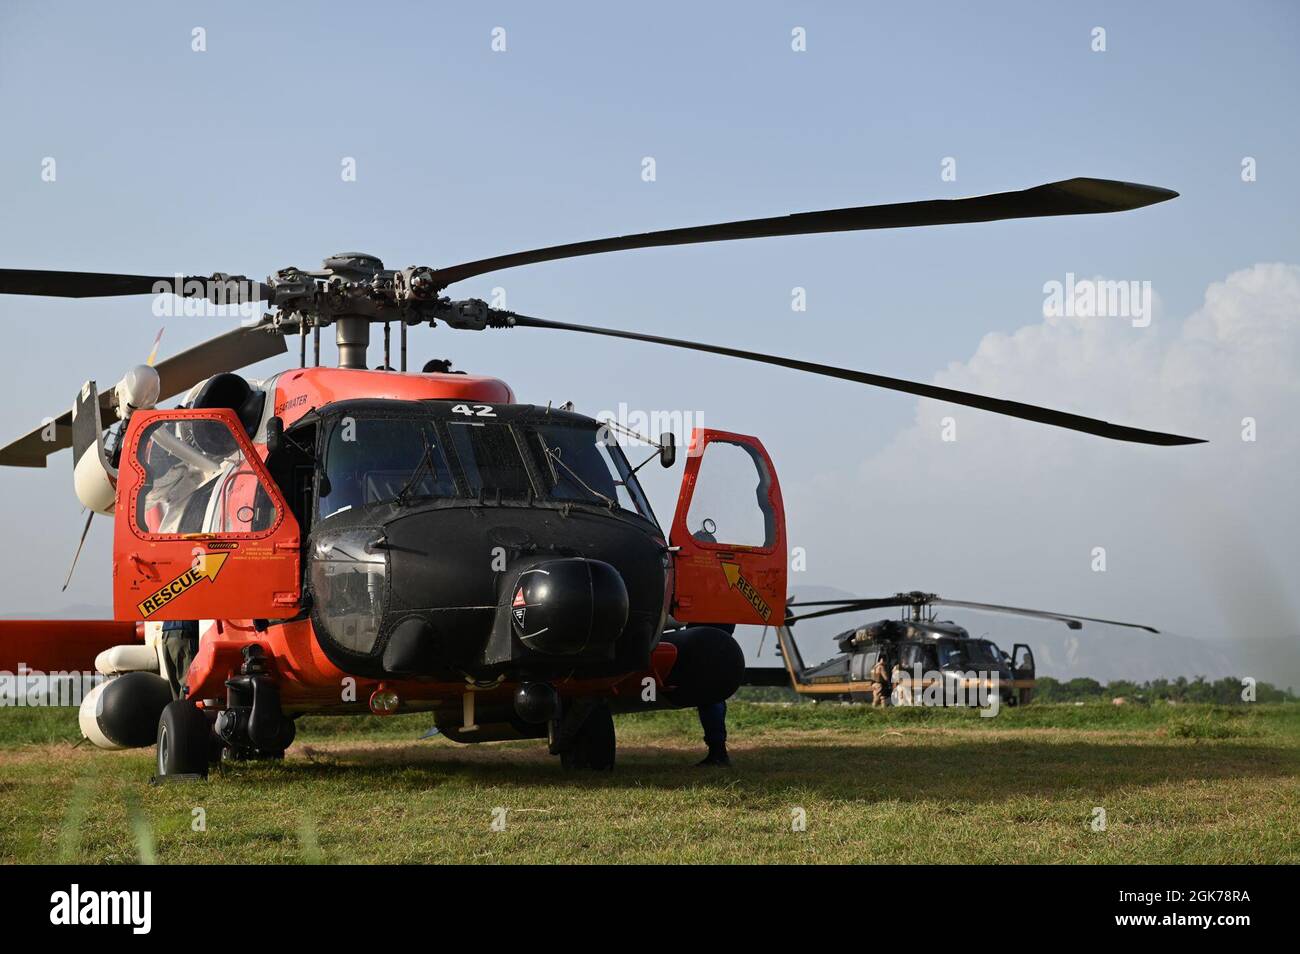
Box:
[560, 702, 616, 771]
[157, 700, 212, 779]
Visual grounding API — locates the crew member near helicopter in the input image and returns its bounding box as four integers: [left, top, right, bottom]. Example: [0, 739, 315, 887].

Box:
[160, 619, 200, 697]
[695, 627, 734, 767]
[697, 697, 731, 766]
[689, 515, 735, 767]
[870, 653, 890, 708]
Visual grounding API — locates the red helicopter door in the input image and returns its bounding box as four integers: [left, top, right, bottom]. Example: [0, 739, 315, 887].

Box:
[113, 408, 301, 622]
[669, 429, 786, 626]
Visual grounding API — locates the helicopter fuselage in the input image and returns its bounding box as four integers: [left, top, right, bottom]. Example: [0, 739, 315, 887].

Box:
[768, 616, 1037, 706]
[104, 365, 787, 743]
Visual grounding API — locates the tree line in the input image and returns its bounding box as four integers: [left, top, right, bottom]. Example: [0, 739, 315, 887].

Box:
[1034, 675, 1296, 704]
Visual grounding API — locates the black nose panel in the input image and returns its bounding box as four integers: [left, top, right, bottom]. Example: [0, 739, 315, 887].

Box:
[478, 557, 629, 673]
[508, 557, 629, 656]
[312, 504, 666, 681]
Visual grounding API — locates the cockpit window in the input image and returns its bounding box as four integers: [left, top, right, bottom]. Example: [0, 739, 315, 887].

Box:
[969, 640, 1003, 666]
[135, 417, 278, 536]
[937, 638, 1001, 669]
[319, 417, 456, 518]
[525, 423, 653, 518]
[314, 410, 657, 522]
[444, 421, 534, 499]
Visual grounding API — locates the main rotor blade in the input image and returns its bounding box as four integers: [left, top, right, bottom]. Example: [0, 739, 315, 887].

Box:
[786, 599, 911, 623]
[0, 324, 286, 468]
[0, 269, 174, 298]
[786, 596, 1158, 633]
[0, 269, 269, 301]
[789, 599, 905, 608]
[786, 595, 1158, 632]
[432, 178, 1177, 286]
[933, 599, 1160, 633]
[505, 314, 1205, 446]
[152, 323, 286, 403]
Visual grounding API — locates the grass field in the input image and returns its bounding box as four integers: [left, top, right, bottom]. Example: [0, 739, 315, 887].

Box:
[1, 702, 1297, 864]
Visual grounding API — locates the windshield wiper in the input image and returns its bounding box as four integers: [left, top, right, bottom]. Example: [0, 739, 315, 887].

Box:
[394, 426, 437, 507]
[538, 436, 616, 509]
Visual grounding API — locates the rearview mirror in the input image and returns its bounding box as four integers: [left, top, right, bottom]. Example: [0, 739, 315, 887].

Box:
[659, 432, 676, 468]
[265, 416, 285, 456]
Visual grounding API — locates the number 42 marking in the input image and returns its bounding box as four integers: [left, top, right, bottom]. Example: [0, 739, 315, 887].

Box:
[452, 404, 496, 417]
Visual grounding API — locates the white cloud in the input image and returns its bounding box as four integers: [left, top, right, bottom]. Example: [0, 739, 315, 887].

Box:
[788, 264, 1300, 663]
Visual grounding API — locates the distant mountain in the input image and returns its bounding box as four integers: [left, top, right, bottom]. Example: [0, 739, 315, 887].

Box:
[1202, 634, 1300, 694]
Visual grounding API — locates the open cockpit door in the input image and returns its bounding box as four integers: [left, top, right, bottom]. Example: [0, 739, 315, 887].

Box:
[113, 408, 301, 621]
[668, 429, 786, 626]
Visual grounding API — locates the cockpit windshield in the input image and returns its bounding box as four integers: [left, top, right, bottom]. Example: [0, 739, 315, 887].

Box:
[317, 411, 655, 522]
[936, 638, 1003, 669]
[318, 418, 456, 519]
[443, 420, 534, 499]
[524, 422, 651, 514]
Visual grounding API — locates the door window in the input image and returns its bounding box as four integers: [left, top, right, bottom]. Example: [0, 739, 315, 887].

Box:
[134, 418, 279, 536]
[684, 440, 776, 548]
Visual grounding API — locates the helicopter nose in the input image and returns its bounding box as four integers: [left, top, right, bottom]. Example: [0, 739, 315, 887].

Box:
[500, 557, 629, 658]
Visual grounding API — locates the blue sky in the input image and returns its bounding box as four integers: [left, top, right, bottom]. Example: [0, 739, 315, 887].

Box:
[1, 2, 1297, 675]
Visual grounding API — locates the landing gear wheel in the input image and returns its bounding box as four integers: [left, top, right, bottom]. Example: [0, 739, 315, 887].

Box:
[560, 702, 616, 771]
[157, 700, 212, 780]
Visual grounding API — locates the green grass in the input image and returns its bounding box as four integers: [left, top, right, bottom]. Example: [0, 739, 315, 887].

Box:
[1, 703, 1297, 864]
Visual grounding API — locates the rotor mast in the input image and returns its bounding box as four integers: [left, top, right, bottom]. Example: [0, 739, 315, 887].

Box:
[265, 252, 502, 371]
[334, 317, 371, 370]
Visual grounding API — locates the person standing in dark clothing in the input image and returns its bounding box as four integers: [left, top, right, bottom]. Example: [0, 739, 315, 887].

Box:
[696, 700, 730, 766]
[161, 619, 200, 697]
[695, 621, 735, 767]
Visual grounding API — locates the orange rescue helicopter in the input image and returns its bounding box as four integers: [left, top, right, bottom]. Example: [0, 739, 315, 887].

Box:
[0, 178, 1201, 777]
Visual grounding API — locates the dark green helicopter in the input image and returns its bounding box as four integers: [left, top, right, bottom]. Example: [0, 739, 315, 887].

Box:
[746, 591, 1159, 707]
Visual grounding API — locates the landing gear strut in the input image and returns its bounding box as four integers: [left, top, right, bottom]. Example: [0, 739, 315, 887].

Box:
[551, 699, 616, 771]
[156, 645, 296, 779]
[214, 645, 295, 760]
